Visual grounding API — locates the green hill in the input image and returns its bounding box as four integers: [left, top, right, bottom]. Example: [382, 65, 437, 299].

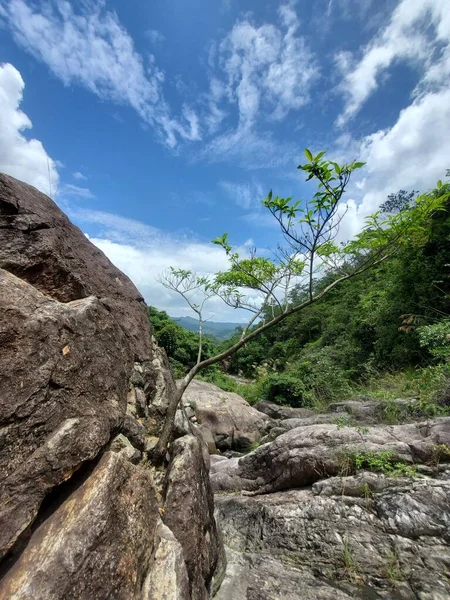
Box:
[172, 315, 241, 341]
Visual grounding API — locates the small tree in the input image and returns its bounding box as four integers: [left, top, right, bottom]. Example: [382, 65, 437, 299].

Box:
[153, 150, 448, 458]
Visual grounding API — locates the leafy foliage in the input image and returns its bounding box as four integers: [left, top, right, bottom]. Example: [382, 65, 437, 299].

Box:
[152, 150, 450, 458]
[148, 306, 217, 378]
[339, 449, 418, 478]
[218, 185, 450, 408]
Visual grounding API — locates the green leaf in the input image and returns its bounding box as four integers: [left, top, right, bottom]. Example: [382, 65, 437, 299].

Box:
[305, 148, 313, 161]
[332, 162, 341, 175]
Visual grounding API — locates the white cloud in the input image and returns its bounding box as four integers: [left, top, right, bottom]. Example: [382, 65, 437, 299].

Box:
[212, 5, 318, 127]
[73, 171, 86, 181]
[336, 86, 450, 242]
[200, 3, 318, 164]
[0, 62, 58, 195]
[2, 0, 199, 148]
[336, 0, 450, 126]
[146, 29, 165, 45]
[195, 126, 297, 169]
[220, 179, 264, 210]
[70, 207, 250, 320]
[60, 184, 95, 200]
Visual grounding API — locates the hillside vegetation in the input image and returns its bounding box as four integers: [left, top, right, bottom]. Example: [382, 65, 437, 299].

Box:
[150, 189, 450, 414]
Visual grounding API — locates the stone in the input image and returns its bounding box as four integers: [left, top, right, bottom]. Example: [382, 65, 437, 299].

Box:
[210, 418, 450, 494]
[0, 271, 128, 559]
[121, 413, 147, 452]
[214, 548, 358, 600]
[181, 380, 270, 451]
[142, 521, 190, 600]
[0, 173, 152, 361]
[163, 435, 226, 600]
[255, 401, 315, 420]
[214, 474, 450, 599]
[109, 433, 142, 464]
[0, 452, 160, 599]
[198, 424, 218, 455]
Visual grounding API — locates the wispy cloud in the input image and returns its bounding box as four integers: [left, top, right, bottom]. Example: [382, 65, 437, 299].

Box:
[198, 3, 318, 164]
[336, 0, 450, 126]
[72, 171, 87, 181]
[145, 29, 165, 45]
[60, 184, 95, 200]
[2, 0, 200, 148]
[214, 4, 318, 126]
[220, 179, 264, 210]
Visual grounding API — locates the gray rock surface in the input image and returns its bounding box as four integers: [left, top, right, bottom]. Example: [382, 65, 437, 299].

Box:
[215, 473, 450, 599]
[181, 380, 271, 451]
[163, 435, 227, 600]
[211, 418, 450, 493]
[255, 401, 315, 420]
[0, 452, 160, 599]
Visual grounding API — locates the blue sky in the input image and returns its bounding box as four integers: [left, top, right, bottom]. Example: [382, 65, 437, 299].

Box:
[1, 0, 449, 320]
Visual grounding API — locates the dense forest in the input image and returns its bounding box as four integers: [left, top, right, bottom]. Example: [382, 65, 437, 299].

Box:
[150, 188, 450, 413]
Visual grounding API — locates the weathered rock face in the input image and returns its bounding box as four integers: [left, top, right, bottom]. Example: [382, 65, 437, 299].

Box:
[215, 472, 450, 599]
[163, 435, 227, 599]
[0, 173, 151, 356]
[0, 173, 225, 598]
[181, 380, 270, 451]
[211, 418, 450, 494]
[0, 452, 160, 600]
[213, 399, 450, 599]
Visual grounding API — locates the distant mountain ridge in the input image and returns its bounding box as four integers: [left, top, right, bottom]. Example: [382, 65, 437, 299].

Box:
[172, 315, 241, 341]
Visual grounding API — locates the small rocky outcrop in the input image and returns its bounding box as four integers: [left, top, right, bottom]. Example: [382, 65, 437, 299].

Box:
[211, 418, 450, 493]
[180, 380, 271, 451]
[255, 400, 315, 421]
[0, 173, 225, 599]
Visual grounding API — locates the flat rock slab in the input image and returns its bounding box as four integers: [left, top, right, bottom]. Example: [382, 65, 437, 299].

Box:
[215, 473, 450, 599]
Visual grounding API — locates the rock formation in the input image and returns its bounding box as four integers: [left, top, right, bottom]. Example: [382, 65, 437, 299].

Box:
[180, 380, 271, 452]
[213, 400, 450, 599]
[211, 418, 450, 493]
[0, 173, 225, 599]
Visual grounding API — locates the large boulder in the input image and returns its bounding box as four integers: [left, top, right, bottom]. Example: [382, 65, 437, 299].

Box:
[0, 174, 225, 598]
[211, 418, 450, 494]
[181, 380, 270, 451]
[0, 452, 160, 599]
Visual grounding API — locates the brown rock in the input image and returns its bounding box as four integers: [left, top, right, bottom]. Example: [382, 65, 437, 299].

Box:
[0, 173, 152, 358]
[0, 270, 128, 557]
[142, 521, 190, 600]
[0, 173, 160, 559]
[0, 452, 159, 600]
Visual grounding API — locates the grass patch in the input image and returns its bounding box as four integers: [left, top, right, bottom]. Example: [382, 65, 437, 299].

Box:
[338, 449, 419, 478]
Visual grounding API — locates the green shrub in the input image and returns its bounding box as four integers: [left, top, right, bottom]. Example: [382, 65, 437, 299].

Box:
[338, 449, 418, 478]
